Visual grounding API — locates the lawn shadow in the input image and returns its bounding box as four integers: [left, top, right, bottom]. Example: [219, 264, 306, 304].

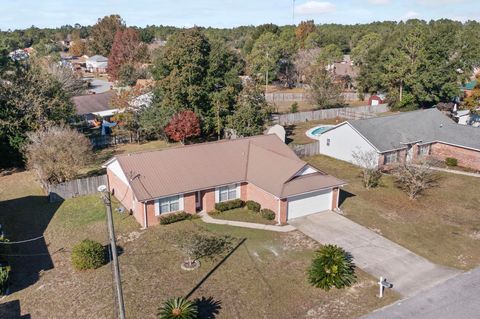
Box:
[195, 296, 222, 319]
[185, 238, 246, 300]
[0, 300, 31, 319]
[338, 189, 356, 207]
[284, 124, 295, 144]
[0, 195, 63, 293]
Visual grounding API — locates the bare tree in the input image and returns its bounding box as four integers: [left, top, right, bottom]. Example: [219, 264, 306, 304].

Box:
[392, 160, 438, 200]
[293, 48, 321, 85]
[23, 125, 92, 185]
[45, 62, 86, 96]
[352, 150, 382, 189]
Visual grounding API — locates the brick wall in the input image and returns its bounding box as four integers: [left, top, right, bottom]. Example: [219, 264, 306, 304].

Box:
[202, 188, 216, 212]
[145, 201, 158, 227]
[183, 192, 196, 214]
[279, 199, 288, 224]
[240, 182, 248, 201]
[246, 182, 280, 214]
[107, 168, 144, 225]
[331, 187, 339, 209]
[431, 142, 480, 170]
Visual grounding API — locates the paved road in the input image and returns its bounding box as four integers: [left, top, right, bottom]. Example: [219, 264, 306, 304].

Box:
[289, 211, 459, 297]
[362, 267, 480, 319]
[85, 78, 112, 94]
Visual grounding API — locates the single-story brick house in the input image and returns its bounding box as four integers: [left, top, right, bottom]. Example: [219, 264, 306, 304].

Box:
[318, 108, 480, 170]
[104, 134, 345, 228]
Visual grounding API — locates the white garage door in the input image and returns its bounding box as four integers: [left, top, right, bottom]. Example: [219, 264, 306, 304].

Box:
[287, 189, 332, 220]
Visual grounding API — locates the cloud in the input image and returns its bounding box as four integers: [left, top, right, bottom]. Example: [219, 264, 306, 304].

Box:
[404, 11, 419, 19]
[368, 0, 391, 4]
[295, 1, 336, 16]
[417, 0, 465, 4]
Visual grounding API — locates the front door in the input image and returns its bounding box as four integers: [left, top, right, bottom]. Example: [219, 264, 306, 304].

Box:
[195, 191, 202, 211]
[406, 145, 414, 162]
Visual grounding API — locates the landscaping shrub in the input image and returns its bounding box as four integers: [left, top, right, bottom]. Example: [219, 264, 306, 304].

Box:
[0, 265, 10, 295]
[215, 199, 244, 212]
[159, 212, 191, 225]
[175, 231, 233, 267]
[207, 210, 221, 216]
[307, 244, 356, 291]
[245, 200, 261, 212]
[157, 297, 198, 319]
[290, 102, 299, 113]
[445, 157, 458, 167]
[71, 239, 106, 270]
[260, 209, 276, 220]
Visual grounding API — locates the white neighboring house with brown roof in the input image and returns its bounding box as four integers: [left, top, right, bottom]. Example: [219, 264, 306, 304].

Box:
[104, 134, 345, 228]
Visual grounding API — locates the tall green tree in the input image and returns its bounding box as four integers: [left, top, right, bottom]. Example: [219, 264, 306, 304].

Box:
[247, 32, 282, 84]
[88, 14, 125, 56]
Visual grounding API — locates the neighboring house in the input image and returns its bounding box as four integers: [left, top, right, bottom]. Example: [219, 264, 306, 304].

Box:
[8, 49, 30, 61]
[369, 94, 386, 106]
[104, 134, 345, 228]
[462, 80, 476, 98]
[319, 108, 480, 170]
[73, 91, 120, 124]
[130, 92, 153, 109]
[86, 55, 108, 73]
[455, 109, 480, 127]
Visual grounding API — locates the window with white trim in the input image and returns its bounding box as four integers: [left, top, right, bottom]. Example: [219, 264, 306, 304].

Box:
[218, 184, 238, 202]
[157, 195, 180, 214]
[418, 144, 431, 156]
[384, 151, 398, 164]
[326, 138, 331, 146]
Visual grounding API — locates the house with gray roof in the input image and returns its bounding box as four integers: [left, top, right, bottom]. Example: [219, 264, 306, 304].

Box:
[318, 108, 480, 171]
[86, 55, 108, 73]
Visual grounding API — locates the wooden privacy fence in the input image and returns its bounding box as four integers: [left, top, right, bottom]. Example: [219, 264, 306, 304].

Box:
[265, 92, 371, 102]
[276, 104, 389, 125]
[290, 141, 320, 157]
[47, 174, 107, 202]
[90, 135, 132, 148]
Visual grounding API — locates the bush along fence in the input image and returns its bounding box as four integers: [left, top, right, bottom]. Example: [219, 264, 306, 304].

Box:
[290, 141, 320, 157]
[275, 104, 389, 125]
[46, 174, 107, 202]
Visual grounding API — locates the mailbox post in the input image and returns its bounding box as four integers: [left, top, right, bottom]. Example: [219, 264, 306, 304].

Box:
[378, 277, 393, 298]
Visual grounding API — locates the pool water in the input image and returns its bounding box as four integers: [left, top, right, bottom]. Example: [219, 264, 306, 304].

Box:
[311, 126, 331, 136]
[305, 125, 335, 140]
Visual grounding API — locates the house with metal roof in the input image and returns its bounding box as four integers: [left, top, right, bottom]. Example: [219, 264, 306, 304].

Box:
[318, 108, 480, 171]
[104, 134, 345, 228]
[86, 55, 108, 73]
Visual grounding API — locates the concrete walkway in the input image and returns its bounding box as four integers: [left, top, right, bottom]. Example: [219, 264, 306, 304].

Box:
[289, 211, 460, 297]
[427, 166, 480, 178]
[362, 267, 480, 319]
[199, 212, 296, 232]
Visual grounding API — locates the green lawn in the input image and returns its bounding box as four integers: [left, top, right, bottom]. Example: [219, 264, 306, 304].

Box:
[210, 208, 276, 225]
[0, 170, 398, 318]
[306, 155, 480, 270]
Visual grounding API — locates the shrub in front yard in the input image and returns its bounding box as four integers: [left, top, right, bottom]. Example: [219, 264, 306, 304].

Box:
[308, 244, 356, 291]
[260, 209, 276, 220]
[207, 210, 221, 216]
[0, 265, 10, 295]
[159, 212, 191, 225]
[245, 200, 261, 212]
[445, 157, 458, 167]
[71, 239, 106, 270]
[157, 297, 198, 319]
[215, 199, 244, 212]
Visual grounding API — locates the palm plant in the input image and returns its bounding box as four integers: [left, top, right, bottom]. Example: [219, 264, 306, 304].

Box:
[157, 297, 198, 319]
[307, 244, 356, 291]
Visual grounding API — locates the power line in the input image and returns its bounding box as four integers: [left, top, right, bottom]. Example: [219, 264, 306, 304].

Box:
[0, 235, 45, 245]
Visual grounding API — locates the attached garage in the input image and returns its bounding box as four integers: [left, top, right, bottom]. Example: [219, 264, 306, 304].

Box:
[287, 189, 332, 220]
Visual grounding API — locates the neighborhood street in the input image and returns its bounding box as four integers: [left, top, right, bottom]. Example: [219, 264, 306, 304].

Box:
[362, 267, 480, 319]
[289, 211, 460, 297]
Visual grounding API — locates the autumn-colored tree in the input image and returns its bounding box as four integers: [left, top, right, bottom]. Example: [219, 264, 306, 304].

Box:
[69, 40, 86, 56]
[464, 76, 480, 112]
[88, 14, 125, 56]
[164, 111, 201, 144]
[107, 28, 141, 80]
[295, 20, 316, 47]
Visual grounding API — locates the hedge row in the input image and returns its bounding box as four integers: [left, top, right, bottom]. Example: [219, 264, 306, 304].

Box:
[159, 211, 192, 225]
[215, 199, 245, 212]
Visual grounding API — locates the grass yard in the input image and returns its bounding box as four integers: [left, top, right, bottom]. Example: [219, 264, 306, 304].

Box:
[210, 208, 277, 225]
[306, 155, 480, 270]
[286, 117, 345, 145]
[0, 170, 398, 318]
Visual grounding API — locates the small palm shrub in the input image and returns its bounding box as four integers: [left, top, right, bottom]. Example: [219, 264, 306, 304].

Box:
[307, 245, 356, 291]
[260, 209, 276, 220]
[157, 297, 198, 319]
[445, 157, 458, 167]
[215, 199, 244, 212]
[159, 212, 191, 225]
[71, 239, 106, 270]
[0, 265, 10, 295]
[245, 200, 261, 212]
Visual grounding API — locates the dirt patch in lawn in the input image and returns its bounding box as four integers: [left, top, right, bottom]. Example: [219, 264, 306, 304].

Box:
[307, 155, 480, 270]
[1, 171, 398, 318]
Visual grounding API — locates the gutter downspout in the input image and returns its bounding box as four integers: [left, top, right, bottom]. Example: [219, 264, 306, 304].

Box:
[277, 198, 281, 225]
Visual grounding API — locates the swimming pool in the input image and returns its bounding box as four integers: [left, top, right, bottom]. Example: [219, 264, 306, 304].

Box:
[306, 125, 334, 140]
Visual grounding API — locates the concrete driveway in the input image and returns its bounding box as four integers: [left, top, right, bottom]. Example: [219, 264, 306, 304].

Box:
[289, 211, 459, 297]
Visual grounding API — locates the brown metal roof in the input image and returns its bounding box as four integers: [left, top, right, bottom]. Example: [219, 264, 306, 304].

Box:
[73, 91, 114, 115]
[112, 134, 345, 201]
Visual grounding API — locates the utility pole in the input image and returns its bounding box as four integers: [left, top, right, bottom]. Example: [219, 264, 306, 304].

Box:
[98, 185, 126, 319]
[265, 51, 269, 96]
[292, 0, 296, 26]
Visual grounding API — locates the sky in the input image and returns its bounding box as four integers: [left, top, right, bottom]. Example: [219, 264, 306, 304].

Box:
[1, 0, 479, 30]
